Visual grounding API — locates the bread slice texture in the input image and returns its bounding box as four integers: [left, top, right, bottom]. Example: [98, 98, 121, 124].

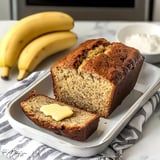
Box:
[51, 38, 144, 117]
[20, 94, 100, 141]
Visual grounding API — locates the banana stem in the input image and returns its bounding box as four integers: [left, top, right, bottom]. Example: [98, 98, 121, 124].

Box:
[1, 67, 10, 80]
[17, 69, 29, 81]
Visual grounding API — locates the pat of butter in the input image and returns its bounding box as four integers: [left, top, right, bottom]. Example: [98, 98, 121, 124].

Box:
[40, 104, 73, 121]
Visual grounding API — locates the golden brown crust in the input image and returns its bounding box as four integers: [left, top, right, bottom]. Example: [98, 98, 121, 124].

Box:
[52, 38, 144, 84]
[52, 38, 110, 69]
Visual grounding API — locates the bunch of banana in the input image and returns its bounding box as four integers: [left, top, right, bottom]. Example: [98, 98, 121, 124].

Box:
[0, 11, 77, 80]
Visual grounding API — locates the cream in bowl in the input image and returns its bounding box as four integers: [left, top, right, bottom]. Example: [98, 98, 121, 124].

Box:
[116, 23, 160, 64]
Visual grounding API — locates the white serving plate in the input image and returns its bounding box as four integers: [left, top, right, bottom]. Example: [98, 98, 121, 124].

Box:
[6, 62, 160, 157]
[116, 23, 160, 64]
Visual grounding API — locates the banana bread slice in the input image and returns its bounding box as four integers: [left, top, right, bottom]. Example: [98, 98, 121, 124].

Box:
[20, 93, 100, 141]
[51, 38, 144, 117]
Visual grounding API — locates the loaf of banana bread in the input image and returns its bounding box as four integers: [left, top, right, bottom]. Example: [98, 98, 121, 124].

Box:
[20, 93, 100, 141]
[51, 38, 144, 117]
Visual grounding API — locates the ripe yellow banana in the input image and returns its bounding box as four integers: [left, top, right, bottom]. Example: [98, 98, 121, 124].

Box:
[17, 31, 77, 80]
[0, 11, 74, 79]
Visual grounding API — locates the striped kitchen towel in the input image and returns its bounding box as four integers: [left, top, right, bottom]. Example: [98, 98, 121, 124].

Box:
[0, 70, 160, 160]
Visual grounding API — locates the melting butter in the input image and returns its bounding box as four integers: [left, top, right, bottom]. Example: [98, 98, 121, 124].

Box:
[40, 103, 73, 121]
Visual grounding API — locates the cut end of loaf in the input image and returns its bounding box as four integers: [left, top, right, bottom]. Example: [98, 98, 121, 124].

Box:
[52, 68, 114, 117]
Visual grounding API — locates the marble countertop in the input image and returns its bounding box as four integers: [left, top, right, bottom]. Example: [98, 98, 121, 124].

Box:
[0, 21, 160, 160]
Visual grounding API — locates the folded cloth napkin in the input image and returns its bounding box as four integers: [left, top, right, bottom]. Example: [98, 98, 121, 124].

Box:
[0, 71, 160, 160]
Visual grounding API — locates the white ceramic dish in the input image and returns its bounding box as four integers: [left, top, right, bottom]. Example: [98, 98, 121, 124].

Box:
[6, 62, 160, 157]
[116, 23, 160, 64]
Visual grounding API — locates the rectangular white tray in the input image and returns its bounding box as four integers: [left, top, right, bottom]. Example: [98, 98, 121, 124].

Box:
[6, 62, 160, 157]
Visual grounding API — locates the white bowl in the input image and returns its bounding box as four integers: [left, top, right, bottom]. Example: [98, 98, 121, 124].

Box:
[116, 23, 160, 64]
